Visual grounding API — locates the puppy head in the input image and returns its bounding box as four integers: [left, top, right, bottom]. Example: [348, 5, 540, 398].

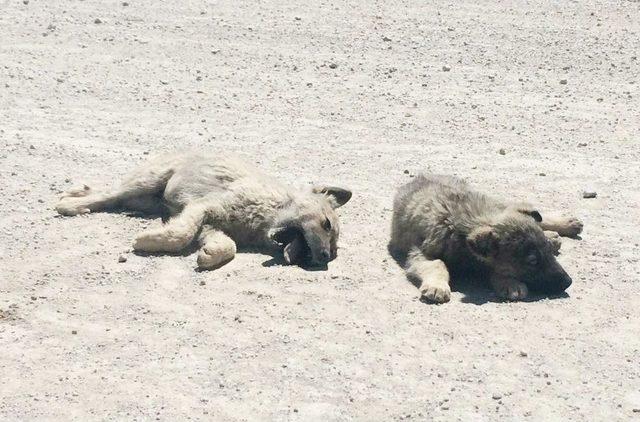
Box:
[467, 211, 572, 294]
[269, 186, 352, 267]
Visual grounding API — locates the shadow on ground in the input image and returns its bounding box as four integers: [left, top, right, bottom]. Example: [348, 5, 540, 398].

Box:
[388, 244, 571, 305]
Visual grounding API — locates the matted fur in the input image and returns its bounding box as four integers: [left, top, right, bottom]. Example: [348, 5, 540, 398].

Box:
[56, 152, 352, 270]
[389, 175, 583, 303]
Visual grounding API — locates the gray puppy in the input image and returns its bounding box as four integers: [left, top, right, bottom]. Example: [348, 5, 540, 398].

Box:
[56, 152, 352, 270]
[389, 175, 583, 302]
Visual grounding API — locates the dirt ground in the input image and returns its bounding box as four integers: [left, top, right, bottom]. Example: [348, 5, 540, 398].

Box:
[1, 0, 639, 420]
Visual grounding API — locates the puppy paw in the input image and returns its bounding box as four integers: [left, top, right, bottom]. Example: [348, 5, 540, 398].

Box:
[544, 231, 562, 255]
[61, 185, 92, 198]
[557, 217, 583, 238]
[197, 243, 236, 270]
[420, 284, 451, 303]
[497, 282, 528, 301]
[55, 197, 90, 216]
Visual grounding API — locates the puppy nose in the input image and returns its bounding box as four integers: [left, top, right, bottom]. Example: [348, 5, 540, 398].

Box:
[320, 249, 331, 262]
[560, 275, 572, 290]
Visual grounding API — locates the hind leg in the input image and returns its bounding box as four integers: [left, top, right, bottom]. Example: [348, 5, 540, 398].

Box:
[121, 195, 167, 216]
[405, 248, 451, 303]
[196, 227, 236, 270]
[56, 189, 112, 216]
[56, 187, 156, 216]
[56, 162, 174, 216]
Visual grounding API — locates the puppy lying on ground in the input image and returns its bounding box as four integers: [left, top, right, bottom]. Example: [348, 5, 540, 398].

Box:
[56, 152, 352, 270]
[389, 175, 583, 302]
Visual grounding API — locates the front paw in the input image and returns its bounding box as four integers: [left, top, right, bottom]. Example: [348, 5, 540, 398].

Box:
[133, 229, 166, 252]
[496, 281, 528, 301]
[55, 197, 90, 216]
[544, 231, 562, 255]
[420, 284, 451, 303]
[197, 245, 235, 270]
[558, 217, 583, 238]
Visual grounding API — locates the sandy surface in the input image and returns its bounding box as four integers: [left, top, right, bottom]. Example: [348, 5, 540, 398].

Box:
[1, 0, 639, 420]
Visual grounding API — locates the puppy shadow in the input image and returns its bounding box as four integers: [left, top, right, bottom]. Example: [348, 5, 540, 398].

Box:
[260, 250, 328, 272]
[454, 276, 570, 305]
[388, 244, 570, 306]
[121, 210, 171, 223]
[53, 205, 170, 221]
[194, 255, 235, 272]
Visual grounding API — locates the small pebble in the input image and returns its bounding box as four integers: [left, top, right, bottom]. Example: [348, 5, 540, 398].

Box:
[328, 63, 337, 69]
[582, 191, 597, 199]
[122, 2, 129, 5]
[442, 65, 451, 72]
[499, 148, 506, 155]
[519, 351, 528, 357]
[403, 169, 409, 174]
[559, 79, 567, 85]
[382, 36, 392, 42]
[118, 255, 127, 263]
[94, 18, 102, 24]
[578, 142, 587, 147]
[199, 281, 206, 286]
[71, 330, 77, 335]
[492, 393, 502, 400]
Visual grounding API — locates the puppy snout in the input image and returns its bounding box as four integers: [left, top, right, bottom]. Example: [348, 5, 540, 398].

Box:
[543, 271, 572, 293]
[559, 273, 572, 290]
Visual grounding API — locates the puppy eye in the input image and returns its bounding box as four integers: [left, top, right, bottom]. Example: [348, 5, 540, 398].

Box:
[525, 254, 538, 266]
[322, 217, 332, 231]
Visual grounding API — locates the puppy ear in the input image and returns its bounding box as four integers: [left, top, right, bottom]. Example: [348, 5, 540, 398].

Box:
[283, 236, 307, 265]
[467, 226, 499, 260]
[519, 209, 542, 223]
[268, 223, 300, 246]
[313, 186, 352, 208]
[511, 202, 542, 223]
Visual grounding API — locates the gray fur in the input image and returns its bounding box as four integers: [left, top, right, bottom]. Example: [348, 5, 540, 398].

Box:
[56, 152, 352, 270]
[390, 175, 583, 303]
